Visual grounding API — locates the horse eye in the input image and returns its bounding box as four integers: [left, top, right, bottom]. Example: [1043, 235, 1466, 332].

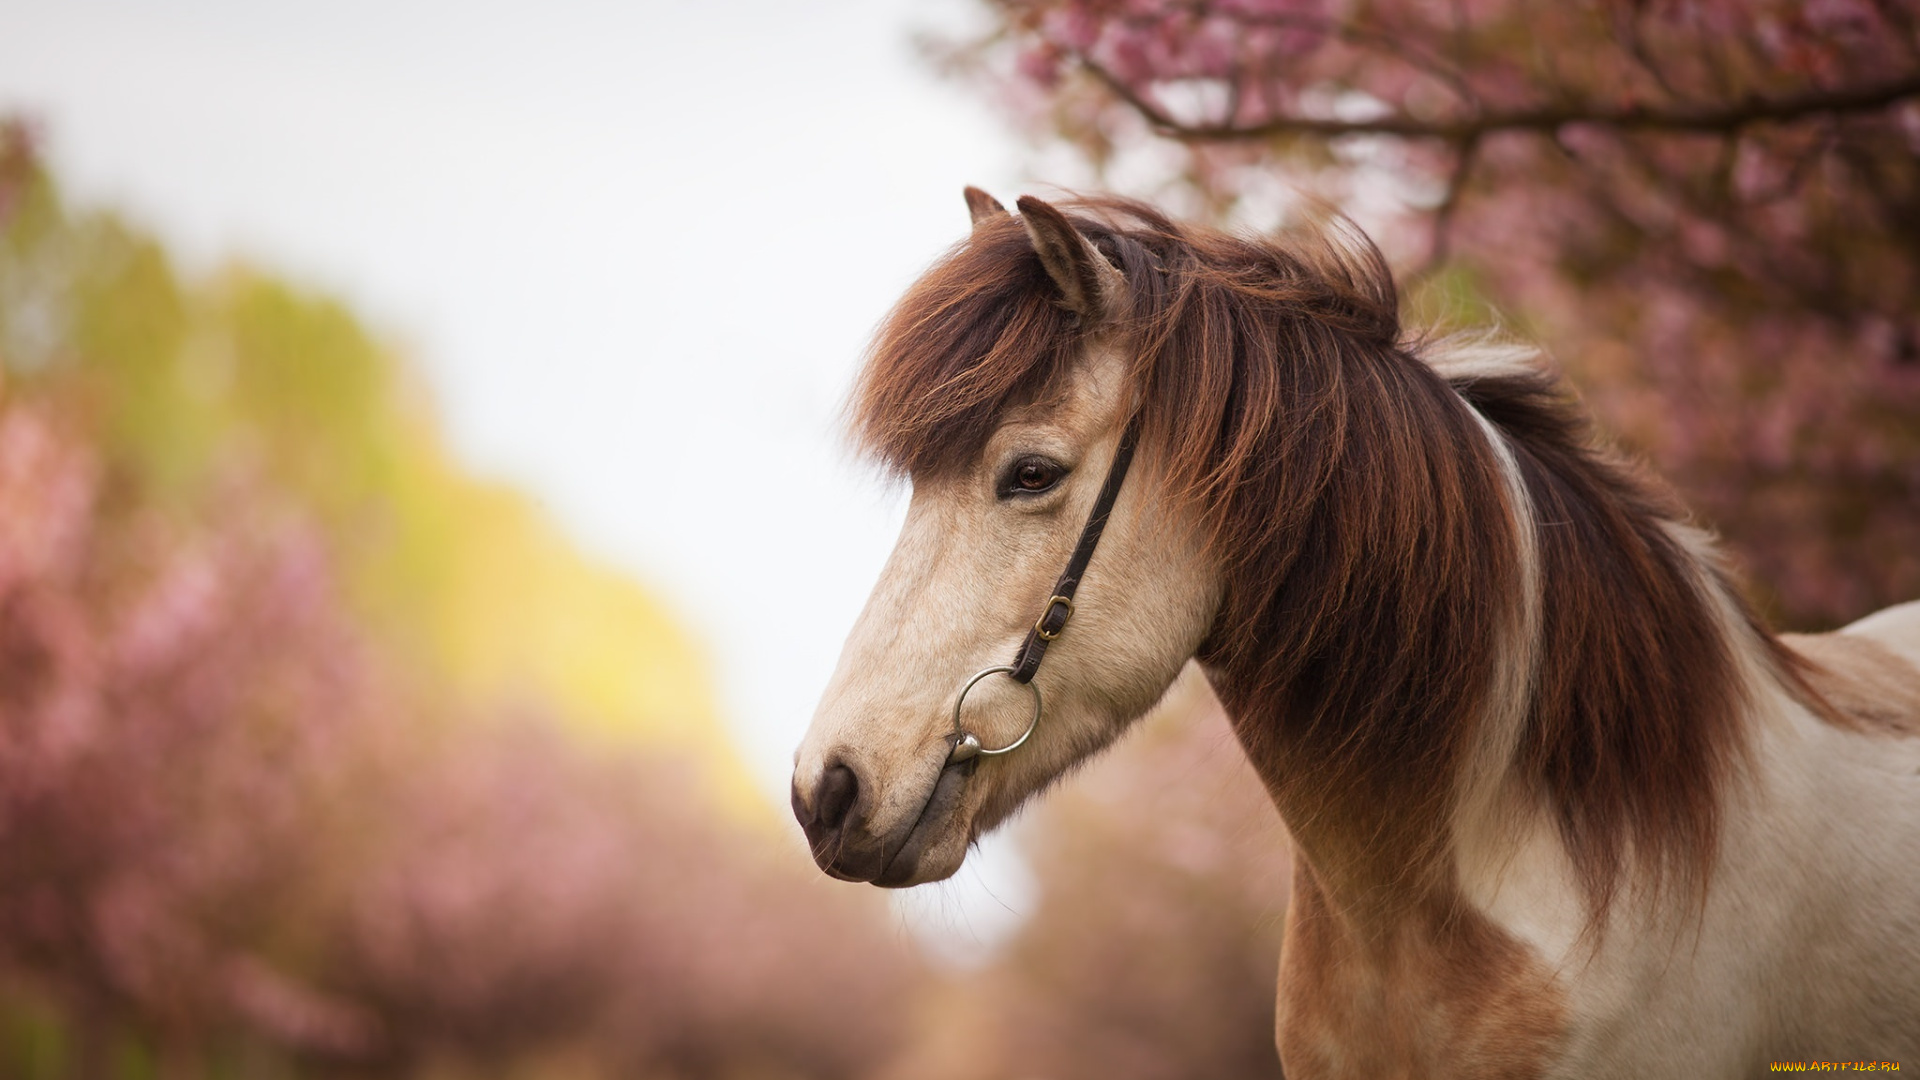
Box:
[1002, 456, 1065, 497]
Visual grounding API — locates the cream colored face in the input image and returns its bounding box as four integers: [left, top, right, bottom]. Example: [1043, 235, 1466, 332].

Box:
[791, 352, 1220, 887]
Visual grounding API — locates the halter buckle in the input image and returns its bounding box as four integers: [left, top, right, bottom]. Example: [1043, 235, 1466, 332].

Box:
[1034, 595, 1075, 641]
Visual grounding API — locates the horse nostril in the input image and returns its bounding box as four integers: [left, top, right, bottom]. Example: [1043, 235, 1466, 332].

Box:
[814, 762, 860, 833]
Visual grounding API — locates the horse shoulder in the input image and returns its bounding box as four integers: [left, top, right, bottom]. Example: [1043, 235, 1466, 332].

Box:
[1726, 622, 1920, 1057]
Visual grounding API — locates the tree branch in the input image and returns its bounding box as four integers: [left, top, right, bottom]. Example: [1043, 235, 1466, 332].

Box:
[1080, 59, 1920, 142]
[1412, 133, 1480, 279]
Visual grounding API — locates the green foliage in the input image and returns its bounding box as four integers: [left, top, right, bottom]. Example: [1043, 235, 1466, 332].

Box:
[0, 125, 741, 796]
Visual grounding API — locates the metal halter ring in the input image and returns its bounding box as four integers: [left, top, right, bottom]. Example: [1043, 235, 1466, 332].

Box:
[946, 665, 1043, 765]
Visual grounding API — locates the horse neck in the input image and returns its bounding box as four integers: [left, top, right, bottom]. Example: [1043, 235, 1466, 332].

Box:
[1197, 348, 1765, 927]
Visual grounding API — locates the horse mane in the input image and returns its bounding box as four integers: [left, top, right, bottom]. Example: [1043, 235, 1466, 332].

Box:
[851, 195, 1789, 920]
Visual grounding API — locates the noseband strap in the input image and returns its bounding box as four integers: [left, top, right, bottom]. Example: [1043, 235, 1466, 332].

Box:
[948, 415, 1141, 765]
[1010, 414, 1141, 684]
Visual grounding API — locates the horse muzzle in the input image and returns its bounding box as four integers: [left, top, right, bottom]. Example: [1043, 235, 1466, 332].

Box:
[792, 752, 975, 888]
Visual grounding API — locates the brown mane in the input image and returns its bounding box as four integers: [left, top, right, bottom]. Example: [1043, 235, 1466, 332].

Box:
[851, 195, 1772, 920]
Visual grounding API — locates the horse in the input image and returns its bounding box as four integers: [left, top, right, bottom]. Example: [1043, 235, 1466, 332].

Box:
[790, 189, 1920, 1077]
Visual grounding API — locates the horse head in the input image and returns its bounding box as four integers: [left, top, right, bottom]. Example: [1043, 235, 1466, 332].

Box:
[790, 192, 1219, 887]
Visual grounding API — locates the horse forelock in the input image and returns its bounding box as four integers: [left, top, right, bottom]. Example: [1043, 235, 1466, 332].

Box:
[850, 212, 1081, 480]
[852, 196, 1778, 927]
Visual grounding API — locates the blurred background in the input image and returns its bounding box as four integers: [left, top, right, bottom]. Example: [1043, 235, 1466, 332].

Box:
[1, 1, 1915, 1077]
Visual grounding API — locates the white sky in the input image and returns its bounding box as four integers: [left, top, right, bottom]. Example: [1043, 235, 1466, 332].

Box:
[1, 0, 1046, 957]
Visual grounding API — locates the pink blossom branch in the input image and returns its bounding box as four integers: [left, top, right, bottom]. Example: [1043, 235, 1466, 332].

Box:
[1080, 57, 1920, 142]
[1103, 6, 1482, 107]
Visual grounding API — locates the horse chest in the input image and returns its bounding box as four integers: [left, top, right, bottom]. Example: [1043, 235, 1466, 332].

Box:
[1275, 861, 1567, 1080]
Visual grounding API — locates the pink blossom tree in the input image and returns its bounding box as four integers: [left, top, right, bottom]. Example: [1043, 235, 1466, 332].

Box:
[2, 123, 923, 1079]
[0, 398, 382, 1075]
[936, 0, 1920, 625]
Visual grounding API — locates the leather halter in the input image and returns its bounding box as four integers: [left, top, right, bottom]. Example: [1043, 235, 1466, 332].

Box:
[947, 414, 1142, 764]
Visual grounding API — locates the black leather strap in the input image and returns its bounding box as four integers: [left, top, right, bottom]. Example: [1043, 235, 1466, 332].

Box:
[1009, 414, 1141, 684]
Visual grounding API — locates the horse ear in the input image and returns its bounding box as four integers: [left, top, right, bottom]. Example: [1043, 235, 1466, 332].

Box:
[1016, 195, 1124, 323]
[963, 186, 1008, 227]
